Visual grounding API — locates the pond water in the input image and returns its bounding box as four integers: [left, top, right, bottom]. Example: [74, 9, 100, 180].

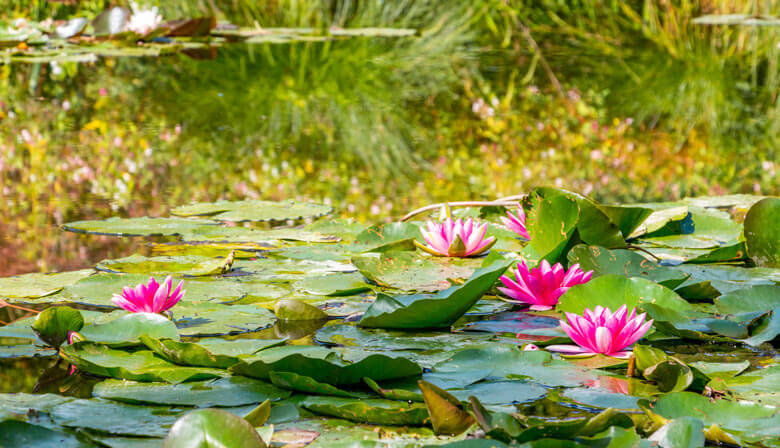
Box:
[2, 7, 779, 448]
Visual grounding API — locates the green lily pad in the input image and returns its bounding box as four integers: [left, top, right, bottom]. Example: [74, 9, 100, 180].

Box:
[32, 306, 84, 348]
[140, 336, 284, 368]
[97, 254, 233, 276]
[51, 398, 181, 438]
[171, 199, 332, 223]
[449, 380, 548, 405]
[524, 191, 580, 263]
[269, 371, 359, 398]
[710, 365, 780, 406]
[434, 345, 598, 388]
[562, 387, 641, 410]
[567, 244, 689, 289]
[744, 197, 780, 267]
[61, 273, 247, 307]
[180, 226, 339, 244]
[359, 259, 511, 329]
[93, 376, 290, 407]
[556, 274, 697, 324]
[300, 396, 429, 426]
[354, 222, 423, 252]
[230, 345, 421, 385]
[628, 206, 689, 239]
[62, 217, 216, 237]
[304, 218, 366, 242]
[599, 205, 654, 238]
[316, 324, 495, 352]
[352, 251, 475, 292]
[61, 341, 224, 383]
[715, 285, 779, 315]
[80, 312, 179, 347]
[0, 393, 74, 414]
[164, 408, 267, 447]
[172, 302, 275, 336]
[0, 270, 93, 299]
[649, 392, 780, 445]
[0, 420, 94, 448]
[419, 380, 474, 435]
[274, 299, 328, 320]
[647, 417, 705, 448]
[293, 273, 371, 296]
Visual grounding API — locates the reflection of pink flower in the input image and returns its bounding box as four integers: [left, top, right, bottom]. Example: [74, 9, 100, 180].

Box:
[585, 376, 629, 395]
[112, 276, 184, 313]
[547, 305, 653, 358]
[417, 216, 496, 258]
[500, 206, 529, 240]
[498, 261, 592, 310]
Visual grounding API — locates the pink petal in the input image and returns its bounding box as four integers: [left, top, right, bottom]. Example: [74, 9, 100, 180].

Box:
[594, 327, 613, 353]
[546, 344, 592, 355]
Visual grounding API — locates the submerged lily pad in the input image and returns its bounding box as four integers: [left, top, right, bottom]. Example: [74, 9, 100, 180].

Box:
[171, 199, 332, 223]
[359, 259, 511, 329]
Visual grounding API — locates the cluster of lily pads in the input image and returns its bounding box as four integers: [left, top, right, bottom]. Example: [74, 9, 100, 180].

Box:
[1, 5, 417, 63]
[0, 188, 778, 447]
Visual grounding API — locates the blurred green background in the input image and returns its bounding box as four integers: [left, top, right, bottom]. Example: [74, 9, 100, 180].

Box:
[1, 0, 778, 275]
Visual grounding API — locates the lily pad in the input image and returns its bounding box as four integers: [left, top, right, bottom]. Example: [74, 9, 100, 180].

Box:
[524, 191, 580, 263]
[354, 222, 423, 252]
[0, 270, 93, 299]
[293, 273, 371, 296]
[62, 217, 216, 237]
[97, 254, 233, 276]
[32, 306, 84, 347]
[300, 396, 429, 426]
[744, 197, 780, 267]
[556, 274, 697, 325]
[359, 259, 511, 329]
[274, 299, 328, 320]
[419, 380, 474, 435]
[171, 199, 332, 223]
[80, 312, 179, 347]
[0, 420, 92, 448]
[269, 371, 358, 398]
[172, 302, 275, 336]
[51, 398, 181, 438]
[352, 251, 475, 292]
[230, 345, 422, 385]
[61, 341, 224, 383]
[567, 244, 689, 289]
[163, 408, 267, 447]
[140, 336, 284, 368]
[93, 376, 290, 407]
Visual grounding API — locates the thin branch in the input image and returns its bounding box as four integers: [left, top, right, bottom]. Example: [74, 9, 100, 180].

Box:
[401, 201, 518, 222]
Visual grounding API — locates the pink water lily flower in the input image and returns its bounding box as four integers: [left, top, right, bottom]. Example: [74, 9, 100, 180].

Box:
[112, 276, 184, 314]
[500, 206, 530, 240]
[498, 260, 592, 310]
[417, 214, 496, 258]
[547, 305, 653, 358]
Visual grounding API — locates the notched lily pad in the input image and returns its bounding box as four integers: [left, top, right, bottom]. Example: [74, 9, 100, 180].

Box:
[62, 217, 216, 237]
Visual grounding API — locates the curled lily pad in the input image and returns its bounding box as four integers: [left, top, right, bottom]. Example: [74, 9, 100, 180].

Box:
[419, 380, 474, 435]
[230, 345, 421, 385]
[359, 259, 511, 329]
[171, 199, 332, 223]
[524, 191, 580, 263]
[32, 306, 84, 348]
[269, 371, 358, 398]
